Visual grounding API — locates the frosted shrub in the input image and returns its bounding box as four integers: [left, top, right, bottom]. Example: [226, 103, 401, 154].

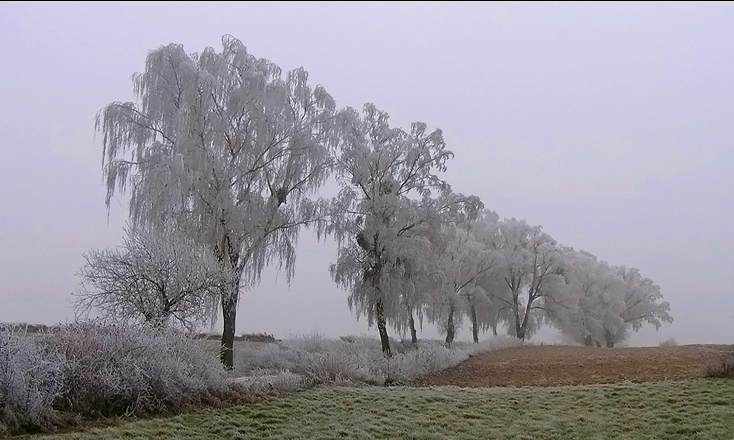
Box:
[38, 322, 228, 416]
[704, 350, 734, 378]
[232, 333, 520, 386]
[659, 338, 678, 347]
[0, 330, 63, 434]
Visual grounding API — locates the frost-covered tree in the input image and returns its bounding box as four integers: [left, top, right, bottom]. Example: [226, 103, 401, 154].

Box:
[554, 250, 623, 347]
[75, 225, 232, 330]
[487, 219, 572, 341]
[554, 251, 673, 348]
[472, 285, 509, 337]
[97, 36, 338, 368]
[427, 210, 499, 345]
[611, 265, 673, 347]
[328, 104, 478, 356]
[387, 228, 433, 346]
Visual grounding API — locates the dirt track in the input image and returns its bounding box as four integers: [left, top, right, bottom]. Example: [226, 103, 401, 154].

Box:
[416, 344, 733, 387]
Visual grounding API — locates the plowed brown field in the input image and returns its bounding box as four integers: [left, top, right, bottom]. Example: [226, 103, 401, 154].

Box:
[416, 344, 733, 387]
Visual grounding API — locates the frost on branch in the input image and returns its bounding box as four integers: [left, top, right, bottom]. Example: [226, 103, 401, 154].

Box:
[75, 224, 233, 331]
[554, 250, 673, 347]
[96, 35, 339, 368]
[328, 103, 483, 354]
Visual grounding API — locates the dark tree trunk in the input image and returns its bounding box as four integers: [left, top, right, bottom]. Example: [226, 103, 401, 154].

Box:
[514, 313, 524, 340]
[515, 306, 529, 341]
[518, 298, 534, 341]
[516, 326, 525, 341]
[376, 299, 391, 357]
[470, 304, 479, 343]
[409, 312, 418, 346]
[604, 328, 615, 348]
[217, 233, 241, 370]
[220, 291, 238, 369]
[584, 335, 594, 347]
[445, 306, 455, 347]
[595, 339, 602, 348]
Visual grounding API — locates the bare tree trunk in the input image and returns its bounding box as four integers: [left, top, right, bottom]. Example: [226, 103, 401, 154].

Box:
[511, 290, 526, 341]
[445, 306, 455, 347]
[409, 312, 418, 346]
[604, 328, 615, 348]
[512, 300, 524, 340]
[595, 339, 602, 348]
[491, 323, 498, 337]
[514, 313, 525, 341]
[584, 335, 594, 347]
[516, 305, 531, 341]
[220, 291, 238, 369]
[470, 303, 479, 343]
[376, 299, 391, 357]
[218, 233, 242, 370]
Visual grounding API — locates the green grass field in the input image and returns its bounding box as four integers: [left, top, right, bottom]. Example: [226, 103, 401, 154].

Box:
[31, 379, 734, 440]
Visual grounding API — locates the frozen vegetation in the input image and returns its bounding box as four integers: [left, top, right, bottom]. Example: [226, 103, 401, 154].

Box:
[230, 333, 522, 386]
[26, 380, 734, 440]
[2, 33, 699, 438]
[0, 323, 233, 435]
[88, 35, 674, 370]
[0, 324, 519, 435]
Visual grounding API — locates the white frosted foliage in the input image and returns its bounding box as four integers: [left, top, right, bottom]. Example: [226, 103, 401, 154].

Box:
[96, 35, 338, 367]
[327, 103, 481, 353]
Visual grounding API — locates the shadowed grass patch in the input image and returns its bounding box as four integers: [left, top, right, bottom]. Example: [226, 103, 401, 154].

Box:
[30, 379, 734, 440]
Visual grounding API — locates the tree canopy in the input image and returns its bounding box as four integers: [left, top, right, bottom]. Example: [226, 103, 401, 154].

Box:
[92, 36, 673, 363]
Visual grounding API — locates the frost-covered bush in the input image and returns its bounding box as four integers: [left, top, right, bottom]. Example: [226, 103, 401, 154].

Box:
[232, 333, 520, 386]
[38, 322, 228, 416]
[0, 329, 63, 435]
[659, 338, 678, 347]
[703, 350, 734, 378]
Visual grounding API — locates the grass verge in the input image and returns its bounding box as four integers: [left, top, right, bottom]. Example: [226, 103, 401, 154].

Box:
[28, 379, 734, 440]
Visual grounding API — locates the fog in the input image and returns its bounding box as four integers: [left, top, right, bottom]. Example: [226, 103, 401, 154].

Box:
[1, 2, 732, 345]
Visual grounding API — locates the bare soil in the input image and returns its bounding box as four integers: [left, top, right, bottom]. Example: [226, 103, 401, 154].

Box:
[416, 344, 733, 387]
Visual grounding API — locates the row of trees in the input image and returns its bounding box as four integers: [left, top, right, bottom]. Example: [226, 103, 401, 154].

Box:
[81, 36, 671, 368]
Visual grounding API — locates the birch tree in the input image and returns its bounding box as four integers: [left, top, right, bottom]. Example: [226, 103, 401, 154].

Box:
[328, 104, 479, 356]
[97, 36, 338, 368]
[428, 210, 500, 345]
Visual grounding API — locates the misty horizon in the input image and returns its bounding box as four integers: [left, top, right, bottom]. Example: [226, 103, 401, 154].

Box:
[1, 2, 733, 346]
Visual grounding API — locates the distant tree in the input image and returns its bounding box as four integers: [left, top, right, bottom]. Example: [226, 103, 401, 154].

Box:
[462, 211, 504, 343]
[610, 266, 673, 347]
[96, 36, 338, 368]
[487, 219, 572, 341]
[554, 251, 673, 348]
[427, 210, 499, 345]
[75, 226, 232, 330]
[472, 285, 509, 337]
[554, 249, 623, 347]
[328, 104, 478, 356]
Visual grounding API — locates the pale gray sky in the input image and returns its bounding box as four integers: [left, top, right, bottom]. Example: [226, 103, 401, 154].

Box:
[1, 2, 732, 345]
